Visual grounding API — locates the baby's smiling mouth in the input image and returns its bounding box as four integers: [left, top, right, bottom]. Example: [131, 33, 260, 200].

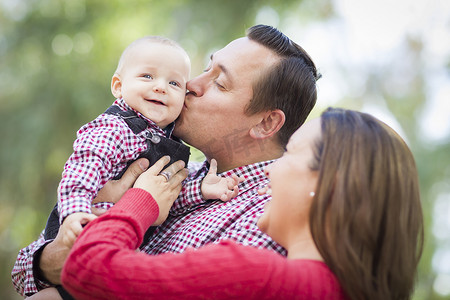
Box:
[146, 99, 165, 106]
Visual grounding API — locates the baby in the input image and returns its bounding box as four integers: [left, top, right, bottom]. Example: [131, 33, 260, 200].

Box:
[58, 36, 191, 224]
[36, 36, 240, 300]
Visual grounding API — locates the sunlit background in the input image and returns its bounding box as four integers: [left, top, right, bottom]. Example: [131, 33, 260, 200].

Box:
[1, 0, 449, 299]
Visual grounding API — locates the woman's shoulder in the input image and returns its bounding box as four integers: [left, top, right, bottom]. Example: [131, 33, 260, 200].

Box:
[211, 241, 347, 299]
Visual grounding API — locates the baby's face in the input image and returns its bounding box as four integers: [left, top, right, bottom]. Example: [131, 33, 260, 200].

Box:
[114, 42, 190, 129]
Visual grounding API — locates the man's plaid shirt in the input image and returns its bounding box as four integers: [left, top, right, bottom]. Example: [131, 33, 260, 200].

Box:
[12, 160, 286, 296]
[141, 160, 286, 255]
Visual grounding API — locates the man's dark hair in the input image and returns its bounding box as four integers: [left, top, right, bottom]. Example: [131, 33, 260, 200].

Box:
[246, 24, 321, 147]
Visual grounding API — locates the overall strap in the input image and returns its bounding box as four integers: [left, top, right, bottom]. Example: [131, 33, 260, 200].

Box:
[104, 105, 148, 135]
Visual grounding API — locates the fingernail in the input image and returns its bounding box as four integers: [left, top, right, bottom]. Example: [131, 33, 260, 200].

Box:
[139, 160, 149, 171]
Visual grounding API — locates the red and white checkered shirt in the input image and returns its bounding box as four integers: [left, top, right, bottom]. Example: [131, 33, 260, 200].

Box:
[141, 160, 286, 255]
[58, 98, 167, 223]
[11, 160, 285, 296]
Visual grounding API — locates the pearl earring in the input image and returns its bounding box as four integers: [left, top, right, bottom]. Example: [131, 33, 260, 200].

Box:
[309, 192, 315, 197]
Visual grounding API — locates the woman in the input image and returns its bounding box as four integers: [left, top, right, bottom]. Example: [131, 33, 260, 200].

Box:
[61, 107, 423, 299]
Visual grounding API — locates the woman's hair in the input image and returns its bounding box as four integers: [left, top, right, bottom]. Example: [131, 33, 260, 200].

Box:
[309, 107, 424, 300]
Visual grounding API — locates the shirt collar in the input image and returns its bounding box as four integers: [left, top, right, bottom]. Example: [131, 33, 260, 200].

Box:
[192, 159, 274, 188]
[113, 98, 173, 137]
[220, 160, 274, 187]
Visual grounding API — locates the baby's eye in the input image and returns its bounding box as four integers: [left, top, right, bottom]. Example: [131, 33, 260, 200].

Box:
[169, 81, 180, 87]
[143, 74, 153, 79]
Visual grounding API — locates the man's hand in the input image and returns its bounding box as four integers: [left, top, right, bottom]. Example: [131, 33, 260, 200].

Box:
[25, 287, 62, 299]
[201, 159, 244, 201]
[91, 158, 150, 215]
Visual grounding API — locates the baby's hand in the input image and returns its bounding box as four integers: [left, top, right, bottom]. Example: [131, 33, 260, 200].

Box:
[58, 212, 97, 248]
[201, 159, 244, 202]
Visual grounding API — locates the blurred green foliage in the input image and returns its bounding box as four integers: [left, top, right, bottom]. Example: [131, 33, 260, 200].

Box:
[1, 0, 448, 299]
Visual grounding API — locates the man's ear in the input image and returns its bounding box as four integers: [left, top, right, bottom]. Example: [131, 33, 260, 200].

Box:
[250, 109, 286, 139]
[111, 74, 122, 99]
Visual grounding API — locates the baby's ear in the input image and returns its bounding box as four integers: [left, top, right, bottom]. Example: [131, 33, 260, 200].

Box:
[111, 74, 122, 99]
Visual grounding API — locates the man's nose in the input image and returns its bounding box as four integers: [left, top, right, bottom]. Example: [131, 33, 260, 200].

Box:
[186, 73, 206, 97]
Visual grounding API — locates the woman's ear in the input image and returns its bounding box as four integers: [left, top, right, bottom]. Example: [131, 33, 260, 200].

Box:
[111, 74, 122, 99]
[250, 109, 286, 139]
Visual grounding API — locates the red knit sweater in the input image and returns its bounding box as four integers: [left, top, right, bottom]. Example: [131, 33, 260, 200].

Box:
[61, 188, 346, 300]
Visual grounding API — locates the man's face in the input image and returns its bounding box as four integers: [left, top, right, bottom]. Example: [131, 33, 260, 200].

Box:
[174, 37, 279, 161]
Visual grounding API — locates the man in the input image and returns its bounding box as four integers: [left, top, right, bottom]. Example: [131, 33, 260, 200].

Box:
[12, 24, 320, 297]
